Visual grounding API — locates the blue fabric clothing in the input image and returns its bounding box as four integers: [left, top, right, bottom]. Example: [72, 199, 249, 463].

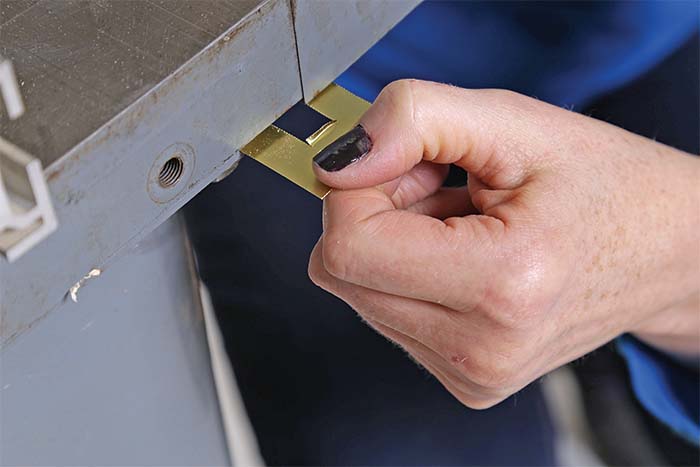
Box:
[337, 0, 700, 447]
[618, 336, 700, 445]
[337, 1, 698, 108]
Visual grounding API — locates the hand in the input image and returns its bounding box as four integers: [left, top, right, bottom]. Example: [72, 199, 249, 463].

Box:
[308, 80, 700, 409]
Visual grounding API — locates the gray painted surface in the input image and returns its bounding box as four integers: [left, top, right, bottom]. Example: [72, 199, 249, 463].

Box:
[0, 0, 301, 346]
[0, 215, 229, 466]
[293, 0, 419, 100]
[0, 4, 417, 463]
[0, 0, 262, 167]
[0, 0, 418, 346]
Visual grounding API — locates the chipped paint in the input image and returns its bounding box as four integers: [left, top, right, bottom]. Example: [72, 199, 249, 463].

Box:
[68, 268, 101, 303]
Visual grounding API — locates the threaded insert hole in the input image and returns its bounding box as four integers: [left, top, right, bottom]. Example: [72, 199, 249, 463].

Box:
[158, 156, 184, 188]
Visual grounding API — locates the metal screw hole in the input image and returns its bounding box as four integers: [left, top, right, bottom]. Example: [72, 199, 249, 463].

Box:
[158, 156, 184, 188]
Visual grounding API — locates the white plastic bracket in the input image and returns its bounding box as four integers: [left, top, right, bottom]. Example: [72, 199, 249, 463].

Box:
[0, 138, 57, 262]
[0, 59, 25, 120]
[0, 57, 57, 262]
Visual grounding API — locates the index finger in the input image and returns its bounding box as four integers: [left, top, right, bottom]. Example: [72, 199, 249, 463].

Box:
[320, 186, 504, 311]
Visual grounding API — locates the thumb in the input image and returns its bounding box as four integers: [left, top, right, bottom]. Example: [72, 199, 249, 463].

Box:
[313, 80, 559, 190]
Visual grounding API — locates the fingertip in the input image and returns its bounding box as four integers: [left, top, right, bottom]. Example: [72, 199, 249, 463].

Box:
[312, 84, 422, 189]
[313, 125, 372, 171]
[312, 156, 377, 191]
[313, 139, 413, 190]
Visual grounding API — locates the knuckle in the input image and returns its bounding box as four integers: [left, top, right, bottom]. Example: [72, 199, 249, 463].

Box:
[382, 79, 419, 100]
[307, 259, 319, 284]
[481, 282, 528, 327]
[494, 88, 525, 104]
[444, 376, 507, 410]
[321, 229, 354, 281]
[307, 257, 329, 288]
[377, 79, 446, 165]
[481, 257, 555, 328]
[481, 88, 532, 111]
[450, 345, 519, 391]
[381, 79, 422, 128]
[470, 358, 517, 391]
[448, 389, 480, 409]
[453, 392, 503, 411]
[460, 397, 503, 410]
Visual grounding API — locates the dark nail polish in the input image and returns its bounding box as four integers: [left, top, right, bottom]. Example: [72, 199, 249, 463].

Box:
[313, 125, 372, 172]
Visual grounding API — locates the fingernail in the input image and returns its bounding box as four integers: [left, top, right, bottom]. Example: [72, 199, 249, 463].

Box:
[313, 125, 372, 172]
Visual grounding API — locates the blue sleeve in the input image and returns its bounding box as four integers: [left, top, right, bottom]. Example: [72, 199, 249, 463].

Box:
[337, 1, 699, 108]
[617, 335, 700, 445]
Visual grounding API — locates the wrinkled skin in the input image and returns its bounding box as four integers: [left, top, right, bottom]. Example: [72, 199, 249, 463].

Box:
[308, 80, 700, 409]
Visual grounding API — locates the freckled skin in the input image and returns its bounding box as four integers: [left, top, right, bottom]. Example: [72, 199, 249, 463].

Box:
[308, 80, 700, 409]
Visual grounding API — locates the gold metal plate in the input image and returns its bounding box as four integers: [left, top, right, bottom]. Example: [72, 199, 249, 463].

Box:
[240, 83, 370, 199]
